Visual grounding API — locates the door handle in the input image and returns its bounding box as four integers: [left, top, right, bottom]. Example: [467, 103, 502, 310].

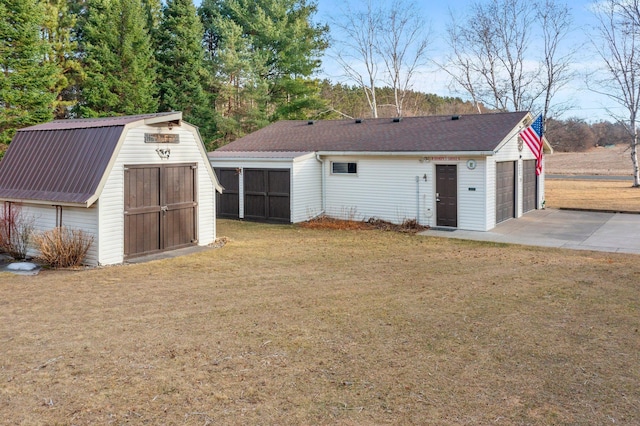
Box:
[436, 198, 441, 202]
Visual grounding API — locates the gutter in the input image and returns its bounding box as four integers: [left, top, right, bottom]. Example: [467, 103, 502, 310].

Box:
[0, 197, 90, 208]
[315, 150, 496, 157]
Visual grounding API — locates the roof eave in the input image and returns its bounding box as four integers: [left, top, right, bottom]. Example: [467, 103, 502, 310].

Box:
[315, 150, 496, 157]
[0, 197, 91, 208]
[143, 111, 182, 126]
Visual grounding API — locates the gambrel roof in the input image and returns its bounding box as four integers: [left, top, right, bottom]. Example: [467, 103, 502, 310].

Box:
[214, 112, 534, 154]
[0, 112, 183, 206]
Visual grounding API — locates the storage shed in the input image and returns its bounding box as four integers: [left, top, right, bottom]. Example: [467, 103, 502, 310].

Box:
[209, 112, 552, 231]
[0, 112, 222, 265]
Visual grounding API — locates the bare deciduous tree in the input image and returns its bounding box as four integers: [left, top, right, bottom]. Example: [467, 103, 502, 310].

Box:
[332, 1, 382, 118]
[443, 0, 536, 112]
[590, 0, 640, 187]
[536, 0, 575, 122]
[331, 0, 430, 118]
[378, 0, 430, 117]
[442, 0, 573, 125]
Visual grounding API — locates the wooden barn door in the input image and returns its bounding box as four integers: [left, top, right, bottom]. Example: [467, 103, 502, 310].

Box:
[214, 168, 240, 219]
[243, 168, 290, 222]
[124, 163, 197, 258]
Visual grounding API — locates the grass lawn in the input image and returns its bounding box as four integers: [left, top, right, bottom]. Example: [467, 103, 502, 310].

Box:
[545, 179, 640, 212]
[1, 219, 639, 424]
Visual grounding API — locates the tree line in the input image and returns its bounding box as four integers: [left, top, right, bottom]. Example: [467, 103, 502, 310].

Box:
[1, 0, 328, 152]
[1, 0, 639, 184]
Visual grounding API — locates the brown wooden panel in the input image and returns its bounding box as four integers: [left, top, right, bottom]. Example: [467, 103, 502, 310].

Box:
[522, 160, 537, 213]
[266, 170, 290, 222]
[214, 168, 240, 218]
[243, 169, 290, 222]
[436, 165, 457, 227]
[496, 161, 516, 223]
[244, 169, 268, 220]
[163, 165, 196, 250]
[124, 164, 197, 258]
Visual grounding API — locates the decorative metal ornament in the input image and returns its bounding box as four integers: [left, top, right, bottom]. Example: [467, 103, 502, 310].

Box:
[156, 148, 171, 159]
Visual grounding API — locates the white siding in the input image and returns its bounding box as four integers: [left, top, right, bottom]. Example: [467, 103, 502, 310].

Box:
[539, 156, 546, 208]
[99, 123, 217, 265]
[456, 159, 488, 231]
[324, 156, 433, 225]
[485, 157, 497, 230]
[21, 204, 99, 265]
[292, 157, 322, 222]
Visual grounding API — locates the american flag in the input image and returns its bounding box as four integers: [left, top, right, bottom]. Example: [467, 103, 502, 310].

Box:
[519, 114, 544, 175]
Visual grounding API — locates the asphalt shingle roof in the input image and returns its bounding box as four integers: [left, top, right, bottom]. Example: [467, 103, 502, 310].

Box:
[215, 112, 529, 154]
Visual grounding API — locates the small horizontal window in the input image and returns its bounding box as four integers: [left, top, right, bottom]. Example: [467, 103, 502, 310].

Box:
[332, 162, 357, 174]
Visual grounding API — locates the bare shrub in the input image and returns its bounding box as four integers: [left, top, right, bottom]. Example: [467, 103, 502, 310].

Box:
[0, 204, 35, 259]
[32, 227, 94, 268]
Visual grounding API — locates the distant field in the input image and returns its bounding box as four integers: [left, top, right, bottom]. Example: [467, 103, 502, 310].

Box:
[545, 144, 632, 176]
[1, 220, 639, 425]
[545, 179, 640, 212]
[544, 145, 640, 212]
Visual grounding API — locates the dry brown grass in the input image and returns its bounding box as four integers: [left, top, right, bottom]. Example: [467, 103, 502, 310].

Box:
[546, 179, 640, 212]
[1, 220, 639, 425]
[545, 144, 633, 176]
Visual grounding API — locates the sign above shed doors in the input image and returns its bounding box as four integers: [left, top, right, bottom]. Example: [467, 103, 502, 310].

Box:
[145, 133, 180, 159]
[124, 163, 197, 258]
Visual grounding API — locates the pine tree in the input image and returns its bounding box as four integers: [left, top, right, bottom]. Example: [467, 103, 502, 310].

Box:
[0, 0, 57, 148]
[155, 0, 216, 145]
[199, 0, 328, 144]
[76, 0, 157, 117]
[41, 0, 84, 118]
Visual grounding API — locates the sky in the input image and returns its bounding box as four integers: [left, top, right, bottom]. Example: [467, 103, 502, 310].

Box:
[195, 0, 622, 122]
[313, 0, 620, 122]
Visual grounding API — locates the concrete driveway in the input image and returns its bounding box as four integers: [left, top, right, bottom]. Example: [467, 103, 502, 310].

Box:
[422, 208, 640, 255]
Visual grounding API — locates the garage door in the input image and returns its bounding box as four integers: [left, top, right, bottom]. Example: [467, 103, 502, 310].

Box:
[496, 161, 515, 223]
[522, 160, 537, 213]
[214, 168, 240, 219]
[244, 168, 290, 222]
[124, 163, 197, 258]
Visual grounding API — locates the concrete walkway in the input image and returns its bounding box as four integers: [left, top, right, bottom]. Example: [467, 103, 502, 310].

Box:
[422, 208, 640, 255]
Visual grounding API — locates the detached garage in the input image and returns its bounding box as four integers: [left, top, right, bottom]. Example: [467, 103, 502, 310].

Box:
[0, 112, 222, 265]
[210, 112, 552, 232]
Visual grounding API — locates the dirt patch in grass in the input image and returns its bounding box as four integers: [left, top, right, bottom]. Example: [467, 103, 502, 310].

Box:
[546, 179, 640, 212]
[1, 220, 639, 424]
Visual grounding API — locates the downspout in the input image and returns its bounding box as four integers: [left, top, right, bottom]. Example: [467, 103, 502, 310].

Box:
[416, 176, 420, 225]
[316, 153, 326, 215]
